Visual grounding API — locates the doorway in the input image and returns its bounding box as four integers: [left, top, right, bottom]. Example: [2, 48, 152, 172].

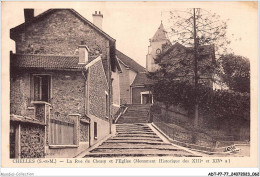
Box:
[141, 91, 153, 104]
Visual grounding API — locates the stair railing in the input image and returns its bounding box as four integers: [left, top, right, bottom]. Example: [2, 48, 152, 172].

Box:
[114, 105, 128, 124]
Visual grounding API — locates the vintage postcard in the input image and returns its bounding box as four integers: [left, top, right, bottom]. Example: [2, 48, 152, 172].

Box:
[1, 1, 258, 174]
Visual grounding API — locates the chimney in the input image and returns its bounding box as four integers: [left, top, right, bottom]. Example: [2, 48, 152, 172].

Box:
[78, 42, 89, 64]
[92, 11, 103, 29]
[24, 9, 34, 22]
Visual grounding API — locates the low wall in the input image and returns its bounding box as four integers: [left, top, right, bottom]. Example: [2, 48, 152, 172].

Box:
[153, 116, 216, 148]
[20, 124, 45, 158]
[46, 142, 89, 158]
[151, 103, 250, 142]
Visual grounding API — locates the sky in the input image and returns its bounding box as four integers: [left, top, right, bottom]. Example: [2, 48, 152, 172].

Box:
[2, 1, 258, 67]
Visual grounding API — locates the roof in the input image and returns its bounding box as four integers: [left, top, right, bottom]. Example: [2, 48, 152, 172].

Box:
[131, 72, 153, 87]
[10, 53, 97, 70]
[161, 42, 215, 61]
[116, 50, 145, 73]
[10, 9, 116, 42]
[151, 23, 169, 42]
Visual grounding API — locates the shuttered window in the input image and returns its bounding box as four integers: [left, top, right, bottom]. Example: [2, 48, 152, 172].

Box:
[31, 74, 51, 102]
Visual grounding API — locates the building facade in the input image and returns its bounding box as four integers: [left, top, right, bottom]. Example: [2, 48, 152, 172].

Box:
[9, 9, 120, 158]
[116, 50, 146, 104]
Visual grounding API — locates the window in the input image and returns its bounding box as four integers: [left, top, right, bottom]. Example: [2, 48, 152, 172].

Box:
[94, 122, 97, 139]
[31, 75, 51, 102]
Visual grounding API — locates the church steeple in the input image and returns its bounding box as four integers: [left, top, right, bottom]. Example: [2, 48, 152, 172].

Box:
[151, 22, 168, 42]
[146, 22, 170, 72]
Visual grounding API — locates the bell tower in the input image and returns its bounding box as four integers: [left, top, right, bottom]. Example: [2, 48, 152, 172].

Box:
[146, 22, 170, 72]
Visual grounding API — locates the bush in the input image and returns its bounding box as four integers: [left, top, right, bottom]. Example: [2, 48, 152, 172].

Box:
[201, 89, 250, 121]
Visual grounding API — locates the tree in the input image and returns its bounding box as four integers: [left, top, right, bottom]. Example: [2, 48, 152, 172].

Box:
[219, 54, 250, 93]
[149, 8, 230, 128]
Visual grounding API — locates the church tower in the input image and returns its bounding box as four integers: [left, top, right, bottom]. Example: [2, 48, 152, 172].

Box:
[146, 22, 170, 72]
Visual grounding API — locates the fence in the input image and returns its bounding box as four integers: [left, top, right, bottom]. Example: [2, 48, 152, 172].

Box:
[50, 118, 75, 145]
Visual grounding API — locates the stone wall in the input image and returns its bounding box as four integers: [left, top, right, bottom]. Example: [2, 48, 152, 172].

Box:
[111, 68, 120, 106]
[89, 60, 109, 119]
[12, 9, 110, 78]
[131, 87, 148, 104]
[20, 124, 45, 158]
[10, 72, 32, 117]
[119, 64, 131, 104]
[10, 70, 86, 119]
[80, 122, 89, 142]
[51, 71, 85, 118]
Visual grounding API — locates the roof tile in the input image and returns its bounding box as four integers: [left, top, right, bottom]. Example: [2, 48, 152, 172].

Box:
[116, 50, 145, 73]
[131, 72, 153, 87]
[11, 54, 94, 70]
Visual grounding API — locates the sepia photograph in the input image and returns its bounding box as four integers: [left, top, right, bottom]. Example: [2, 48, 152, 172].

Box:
[1, 1, 258, 174]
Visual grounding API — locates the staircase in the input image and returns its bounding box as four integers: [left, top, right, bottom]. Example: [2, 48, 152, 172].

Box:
[83, 124, 198, 157]
[116, 104, 151, 124]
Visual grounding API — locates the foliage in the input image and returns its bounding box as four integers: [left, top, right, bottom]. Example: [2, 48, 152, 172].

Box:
[149, 8, 228, 108]
[218, 54, 250, 93]
[149, 8, 250, 128]
[150, 78, 250, 121]
[148, 77, 212, 111]
[164, 8, 231, 56]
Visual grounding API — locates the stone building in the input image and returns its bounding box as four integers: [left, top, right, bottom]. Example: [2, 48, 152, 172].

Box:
[9, 9, 121, 158]
[116, 50, 146, 104]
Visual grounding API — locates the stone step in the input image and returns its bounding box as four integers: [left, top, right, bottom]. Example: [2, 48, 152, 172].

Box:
[90, 148, 185, 154]
[124, 111, 149, 114]
[116, 129, 153, 133]
[109, 137, 162, 141]
[116, 124, 151, 129]
[116, 123, 147, 126]
[115, 134, 159, 139]
[104, 139, 164, 144]
[126, 109, 150, 111]
[121, 117, 148, 119]
[126, 105, 150, 108]
[125, 111, 149, 113]
[117, 119, 149, 123]
[116, 132, 157, 137]
[120, 116, 148, 119]
[122, 114, 148, 117]
[117, 119, 148, 122]
[124, 110, 149, 112]
[116, 126, 151, 129]
[117, 130, 153, 133]
[96, 143, 177, 150]
[128, 105, 150, 109]
[117, 130, 153, 134]
[85, 150, 197, 157]
[125, 110, 149, 112]
[84, 153, 198, 158]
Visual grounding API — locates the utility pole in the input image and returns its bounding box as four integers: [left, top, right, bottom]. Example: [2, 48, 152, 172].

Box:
[193, 8, 199, 128]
